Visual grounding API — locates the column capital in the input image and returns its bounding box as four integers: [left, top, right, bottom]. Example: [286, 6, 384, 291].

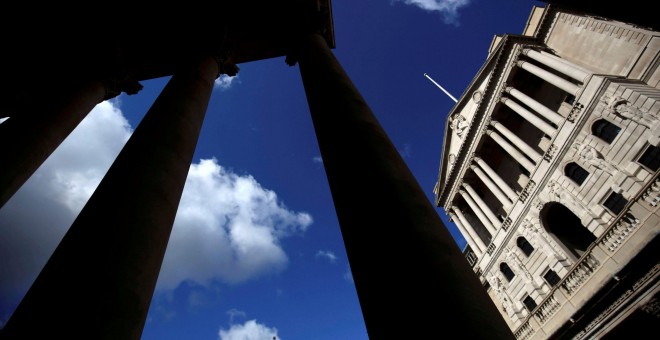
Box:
[100, 71, 143, 100]
[503, 86, 514, 94]
[213, 50, 240, 77]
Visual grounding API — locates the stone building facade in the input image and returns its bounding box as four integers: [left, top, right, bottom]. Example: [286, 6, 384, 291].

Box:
[435, 5, 659, 339]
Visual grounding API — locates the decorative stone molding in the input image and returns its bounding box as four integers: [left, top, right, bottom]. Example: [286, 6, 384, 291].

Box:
[543, 144, 557, 162]
[571, 141, 618, 175]
[547, 180, 589, 216]
[487, 242, 497, 255]
[488, 273, 513, 313]
[506, 246, 533, 282]
[472, 90, 483, 104]
[600, 94, 657, 127]
[519, 180, 536, 203]
[502, 217, 512, 231]
[532, 198, 544, 212]
[567, 102, 584, 122]
[448, 113, 469, 138]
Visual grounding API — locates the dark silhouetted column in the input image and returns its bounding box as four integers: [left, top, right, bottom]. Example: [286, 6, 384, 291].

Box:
[1, 55, 219, 340]
[297, 33, 515, 339]
[0, 81, 110, 209]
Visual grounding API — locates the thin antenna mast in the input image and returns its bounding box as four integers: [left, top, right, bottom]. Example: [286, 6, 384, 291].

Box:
[424, 73, 458, 103]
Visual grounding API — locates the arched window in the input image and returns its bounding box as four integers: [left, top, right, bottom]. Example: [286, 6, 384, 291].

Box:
[592, 119, 621, 144]
[517, 236, 534, 257]
[500, 262, 515, 282]
[565, 162, 589, 185]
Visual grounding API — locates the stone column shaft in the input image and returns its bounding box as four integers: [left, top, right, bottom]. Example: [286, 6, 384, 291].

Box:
[517, 60, 580, 95]
[501, 97, 556, 136]
[463, 183, 502, 229]
[297, 32, 513, 339]
[475, 158, 517, 201]
[0, 81, 108, 209]
[472, 165, 513, 210]
[1, 55, 219, 339]
[491, 121, 542, 162]
[460, 190, 496, 236]
[449, 212, 483, 257]
[505, 86, 563, 125]
[453, 209, 488, 252]
[488, 130, 536, 173]
[523, 49, 590, 83]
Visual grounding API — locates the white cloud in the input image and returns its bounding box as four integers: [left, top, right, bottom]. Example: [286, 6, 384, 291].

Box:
[312, 156, 323, 164]
[156, 158, 312, 290]
[215, 74, 239, 90]
[315, 250, 337, 263]
[219, 320, 280, 340]
[393, 0, 470, 25]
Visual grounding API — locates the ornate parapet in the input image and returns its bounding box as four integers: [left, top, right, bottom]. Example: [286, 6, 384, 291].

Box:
[599, 213, 640, 252]
[514, 320, 535, 340]
[536, 293, 561, 324]
[561, 252, 600, 295]
[641, 177, 660, 207]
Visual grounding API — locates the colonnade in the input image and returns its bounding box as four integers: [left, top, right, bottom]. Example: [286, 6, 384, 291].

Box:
[450, 47, 589, 261]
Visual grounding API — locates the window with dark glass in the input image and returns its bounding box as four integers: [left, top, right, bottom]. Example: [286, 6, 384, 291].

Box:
[523, 295, 537, 312]
[500, 262, 515, 282]
[543, 269, 561, 287]
[603, 191, 628, 215]
[637, 143, 660, 171]
[565, 162, 589, 185]
[592, 119, 621, 144]
[517, 236, 534, 257]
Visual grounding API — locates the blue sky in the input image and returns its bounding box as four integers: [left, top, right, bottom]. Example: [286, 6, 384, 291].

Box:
[0, 1, 542, 339]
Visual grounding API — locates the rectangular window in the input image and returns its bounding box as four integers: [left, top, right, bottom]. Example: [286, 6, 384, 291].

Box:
[603, 191, 628, 215]
[523, 295, 537, 312]
[637, 143, 660, 171]
[543, 269, 561, 287]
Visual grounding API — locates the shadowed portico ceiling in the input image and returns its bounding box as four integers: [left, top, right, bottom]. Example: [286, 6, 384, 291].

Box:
[0, 0, 334, 116]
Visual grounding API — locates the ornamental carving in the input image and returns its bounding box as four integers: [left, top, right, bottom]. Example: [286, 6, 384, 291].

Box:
[487, 274, 511, 311]
[547, 180, 587, 215]
[572, 141, 618, 175]
[472, 90, 483, 104]
[449, 113, 469, 138]
[600, 94, 657, 127]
